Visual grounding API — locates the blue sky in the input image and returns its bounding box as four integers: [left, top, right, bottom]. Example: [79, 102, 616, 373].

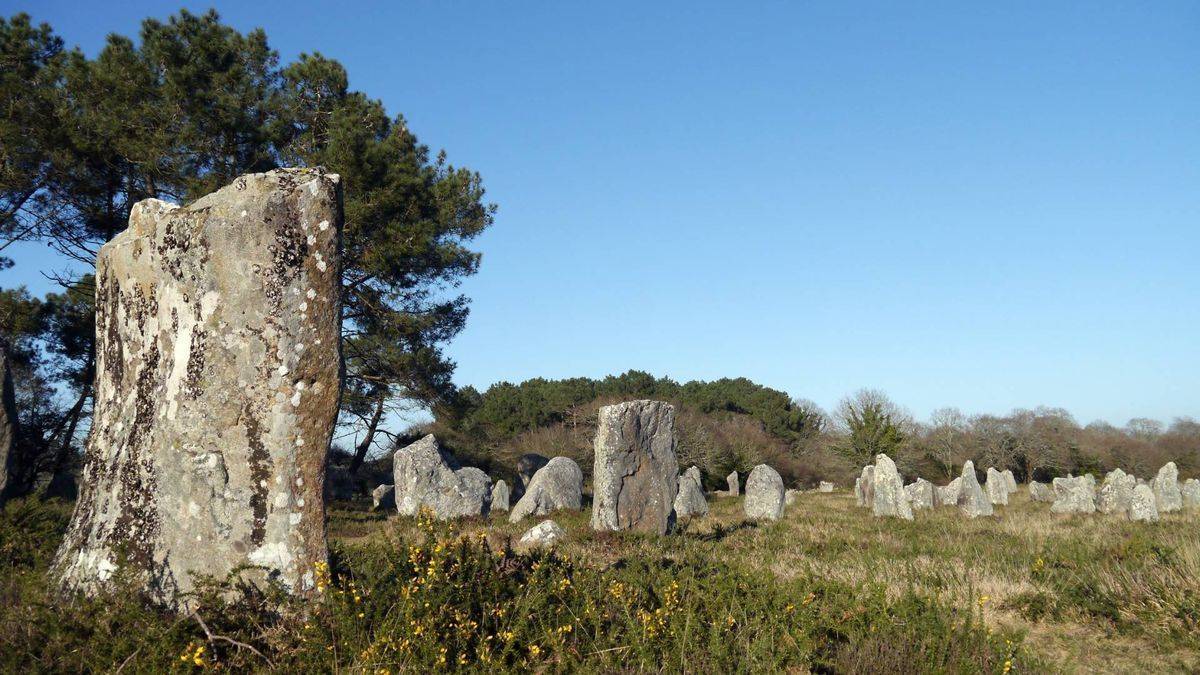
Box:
[3, 1, 1198, 426]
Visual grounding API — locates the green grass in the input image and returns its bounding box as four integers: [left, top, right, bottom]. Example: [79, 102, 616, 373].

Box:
[5, 489, 1196, 673]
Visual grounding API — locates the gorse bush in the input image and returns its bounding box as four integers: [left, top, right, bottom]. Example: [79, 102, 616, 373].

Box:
[0, 500, 1033, 673]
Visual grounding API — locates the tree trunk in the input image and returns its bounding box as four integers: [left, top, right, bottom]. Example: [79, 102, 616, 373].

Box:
[348, 393, 386, 475]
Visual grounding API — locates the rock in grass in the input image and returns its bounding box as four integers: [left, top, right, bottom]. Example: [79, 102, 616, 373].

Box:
[1050, 475, 1096, 514]
[985, 467, 1009, 506]
[591, 401, 679, 535]
[394, 435, 492, 520]
[936, 476, 962, 507]
[1182, 479, 1200, 510]
[957, 461, 993, 518]
[1152, 462, 1182, 513]
[1002, 470, 1018, 493]
[785, 489, 801, 506]
[818, 481, 834, 493]
[1028, 481, 1054, 503]
[855, 465, 875, 507]
[519, 520, 566, 548]
[491, 480, 511, 512]
[1128, 484, 1159, 522]
[743, 464, 785, 521]
[727, 471, 740, 497]
[673, 469, 709, 519]
[371, 484, 396, 511]
[52, 169, 343, 605]
[905, 478, 935, 510]
[871, 454, 913, 520]
[1096, 469, 1136, 514]
[509, 457, 583, 523]
[516, 453, 550, 490]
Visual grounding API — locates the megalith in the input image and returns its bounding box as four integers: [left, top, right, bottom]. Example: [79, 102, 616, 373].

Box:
[743, 464, 785, 521]
[52, 169, 342, 604]
[591, 401, 679, 534]
[1152, 462, 1182, 513]
[371, 484, 395, 511]
[871, 454, 912, 520]
[855, 465, 875, 507]
[393, 435, 492, 520]
[957, 461, 993, 518]
[491, 479, 511, 512]
[1128, 484, 1159, 522]
[818, 481, 834, 493]
[1028, 481, 1054, 503]
[727, 470, 739, 496]
[905, 478, 935, 510]
[673, 467, 709, 519]
[1182, 479, 1200, 510]
[1002, 469, 1018, 493]
[510, 457, 583, 523]
[1096, 469, 1136, 514]
[936, 476, 962, 507]
[1050, 475, 1096, 514]
[985, 467, 1009, 506]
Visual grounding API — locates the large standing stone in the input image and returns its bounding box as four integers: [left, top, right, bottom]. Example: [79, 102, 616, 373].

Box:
[509, 457, 583, 523]
[1128, 484, 1159, 522]
[1152, 462, 1182, 513]
[393, 435, 491, 520]
[957, 461, 993, 518]
[1028, 481, 1054, 503]
[52, 169, 342, 604]
[516, 453, 549, 490]
[936, 476, 962, 507]
[871, 454, 913, 520]
[0, 344, 17, 503]
[985, 468, 1009, 506]
[726, 471, 739, 496]
[591, 401, 679, 534]
[491, 480, 511, 512]
[673, 468, 709, 519]
[1096, 469, 1136, 514]
[1002, 469, 1018, 493]
[1050, 475, 1096, 514]
[855, 465, 875, 507]
[371, 484, 395, 511]
[743, 464, 785, 521]
[905, 478, 935, 510]
[1182, 479, 1200, 510]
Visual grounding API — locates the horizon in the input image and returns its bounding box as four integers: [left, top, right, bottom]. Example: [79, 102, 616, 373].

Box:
[2, 1, 1197, 428]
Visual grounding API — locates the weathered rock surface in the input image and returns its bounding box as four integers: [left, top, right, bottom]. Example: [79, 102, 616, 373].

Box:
[394, 435, 491, 520]
[1028, 481, 1054, 502]
[673, 468, 709, 519]
[371, 484, 395, 511]
[855, 465, 875, 507]
[905, 478, 935, 510]
[0, 344, 17, 503]
[818, 481, 834, 493]
[743, 464, 785, 521]
[957, 461, 993, 518]
[509, 457, 583, 523]
[785, 489, 801, 506]
[516, 453, 549, 490]
[591, 401, 679, 534]
[1050, 475, 1096, 514]
[727, 471, 739, 497]
[491, 480, 511, 512]
[1182, 479, 1200, 510]
[1128, 484, 1159, 522]
[52, 169, 342, 604]
[683, 465, 702, 488]
[936, 476, 962, 507]
[1152, 462, 1182, 513]
[519, 520, 566, 548]
[1002, 469, 1018, 493]
[985, 468, 1009, 506]
[1096, 469, 1136, 514]
[871, 454, 913, 520]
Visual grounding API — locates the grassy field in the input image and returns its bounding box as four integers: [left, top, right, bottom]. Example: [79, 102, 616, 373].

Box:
[2, 489, 1197, 673]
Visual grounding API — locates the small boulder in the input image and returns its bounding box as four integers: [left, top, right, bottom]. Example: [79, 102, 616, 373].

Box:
[871, 454, 913, 520]
[1152, 462, 1182, 513]
[491, 480, 511, 512]
[1128, 484, 1159, 522]
[743, 464, 786, 521]
[394, 435, 492, 520]
[1096, 469, 1136, 514]
[371, 484, 395, 511]
[784, 489, 801, 506]
[818, 481, 834, 493]
[1050, 475, 1096, 514]
[1028, 481, 1054, 503]
[957, 461, 993, 518]
[904, 478, 935, 510]
[1002, 470, 1018, 493]
[519, 520, 566, 548]
[673, 470, 709, 519]
[509, 457, 583, 523]
[985, 467, 1009, 506]
[855, 465, 875, 507]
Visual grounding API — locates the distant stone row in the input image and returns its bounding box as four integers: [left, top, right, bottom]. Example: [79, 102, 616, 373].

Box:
[855, 453, 1198, 522]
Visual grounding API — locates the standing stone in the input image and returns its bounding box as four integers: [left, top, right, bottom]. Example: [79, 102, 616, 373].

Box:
[743, 464, 785, 521]
[1182, 479, 1200, 510]
[784, 489, 801, 506]
[509, 457, 583, 523]
[818, 481, 834, 493]
[0, 343, 17, 503]
[871, 454, 913, 520]
[1050, 475, 1096, 514]
[855, 465, 876, 507]
[673, 469, 709, 519]
[1002, 469, 1018, 493]
[936, 476, 962, 507]
[683, 465, 703, 489]
[519, 520, 566, 548]
[1128, 484, 1159, 522]
[985, 468, 1009, 506]
[591, 401, 678, 534]
[516, 453, 550, 490]
[726, 471, 739, 497]
[1028, 481, 1054, 503]
[371, 484, 395, 511]
[1152, 462, 1182, 513]
[52, 169, 342, 604]
[904, 478, 935, 510]
[393, 435, 491, 520]
[957, 461, 993, 518]
[1096, 469, 1136, 514]
[491, 480, 511, 512]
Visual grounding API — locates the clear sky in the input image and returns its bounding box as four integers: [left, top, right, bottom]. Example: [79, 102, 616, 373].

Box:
[3, 1, 1198, 427]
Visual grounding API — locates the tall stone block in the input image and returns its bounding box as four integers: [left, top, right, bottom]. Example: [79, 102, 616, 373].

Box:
[393, 435, 491, 520]
[53, 169, 342, 604]
[591, 400, 679, 535]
